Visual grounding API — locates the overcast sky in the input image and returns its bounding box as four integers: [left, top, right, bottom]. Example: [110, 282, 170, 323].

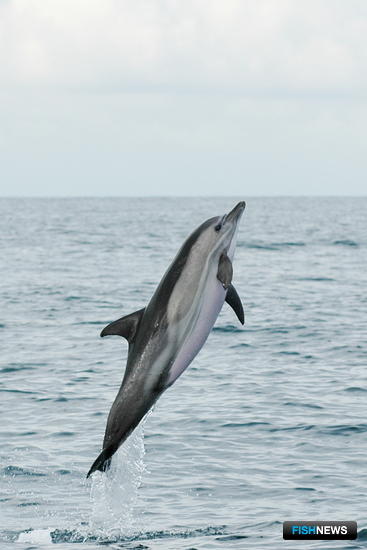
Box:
[1, 0, 366, 196]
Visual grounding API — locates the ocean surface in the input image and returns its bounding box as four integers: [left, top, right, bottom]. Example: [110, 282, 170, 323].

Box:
[1, 196, 366, 550]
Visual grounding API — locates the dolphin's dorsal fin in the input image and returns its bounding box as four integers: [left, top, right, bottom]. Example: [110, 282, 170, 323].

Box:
[100, 308, 145, 342]
[217, 252, 233, 290]
[226, 284, 244, 325]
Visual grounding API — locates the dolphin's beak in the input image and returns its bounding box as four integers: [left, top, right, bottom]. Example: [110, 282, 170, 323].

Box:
[226, 201, 246, 224]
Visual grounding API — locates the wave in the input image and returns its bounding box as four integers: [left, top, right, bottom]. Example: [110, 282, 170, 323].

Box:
[320, 424, 367, 436]
[230, 342, 252, 348]
[0, 388, 36, 394]
[333, 239, 358, 247]
[269, 424, 315, 433]
[244, 241, 305, 250]
[1, 465, 46, 477]
[268, 423, 367, 436]
[283, 401, 323, 410]
[73, 320, 104, 325]
[217, 534, 248, 540]
[297, 277, 335, 282]
[356, 528, 367, 540]
[1, 362, 47, 372]
[12, 525, 228, 545]
[213, 324, 244, 333]
[276, 350, 301, 356]
[243, 239, 361, 250]
[221, 421, 271, 428]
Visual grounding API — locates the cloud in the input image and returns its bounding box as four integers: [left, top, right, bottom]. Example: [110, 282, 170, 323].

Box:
[1, 1, 366, 196]
[1, 0, 367, 94]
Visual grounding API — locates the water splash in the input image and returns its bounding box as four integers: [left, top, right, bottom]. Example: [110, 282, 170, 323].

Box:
[17, 528, 52, 545]
[87, 423, 146, 539]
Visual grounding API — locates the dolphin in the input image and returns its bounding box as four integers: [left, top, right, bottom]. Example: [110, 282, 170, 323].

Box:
[87, 201, 246, 477]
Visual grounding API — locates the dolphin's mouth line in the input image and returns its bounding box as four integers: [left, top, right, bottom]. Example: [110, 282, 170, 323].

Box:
[225, 201, 246, 224]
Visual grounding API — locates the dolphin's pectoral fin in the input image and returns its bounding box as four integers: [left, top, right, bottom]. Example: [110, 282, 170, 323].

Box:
[226, 284, 245, 325]
[217, 252, 233, 290]
[100, 308, 145, 342]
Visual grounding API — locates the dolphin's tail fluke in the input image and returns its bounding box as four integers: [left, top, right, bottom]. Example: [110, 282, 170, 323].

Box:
[86, 446, 114, 478]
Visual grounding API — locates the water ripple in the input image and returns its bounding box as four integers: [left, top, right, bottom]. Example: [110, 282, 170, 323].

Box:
[1, 196, 366, 549]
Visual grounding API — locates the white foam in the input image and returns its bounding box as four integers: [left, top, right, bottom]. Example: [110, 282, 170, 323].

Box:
[18, 528, 52, 545]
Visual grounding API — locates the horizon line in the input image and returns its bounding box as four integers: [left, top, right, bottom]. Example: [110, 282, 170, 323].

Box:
[1, 194, 367, 199]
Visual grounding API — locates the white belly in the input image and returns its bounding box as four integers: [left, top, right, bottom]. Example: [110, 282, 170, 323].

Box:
[166, 270, 226, 386]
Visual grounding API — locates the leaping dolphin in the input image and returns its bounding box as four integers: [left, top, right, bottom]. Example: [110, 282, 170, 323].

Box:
[87, 201, 246, 477]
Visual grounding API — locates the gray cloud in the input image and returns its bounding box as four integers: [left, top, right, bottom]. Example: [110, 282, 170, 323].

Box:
[0, 1, 366, 196]
[1, 0, 367, 94]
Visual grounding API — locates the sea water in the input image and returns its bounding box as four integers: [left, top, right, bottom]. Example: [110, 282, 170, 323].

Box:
[0, 197, 366, 549]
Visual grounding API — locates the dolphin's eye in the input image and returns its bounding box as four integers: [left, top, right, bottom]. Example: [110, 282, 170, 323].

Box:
[214, 223, 222, 232]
